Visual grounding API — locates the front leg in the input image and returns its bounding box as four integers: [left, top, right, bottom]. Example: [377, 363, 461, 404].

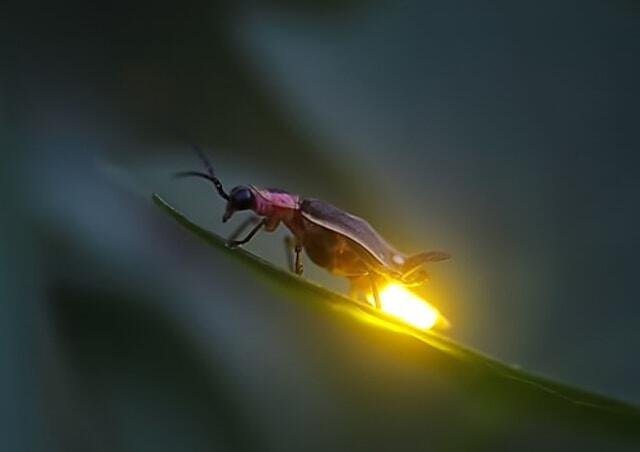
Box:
[227, 218, 266, 248]
[227, 215, 260, 242]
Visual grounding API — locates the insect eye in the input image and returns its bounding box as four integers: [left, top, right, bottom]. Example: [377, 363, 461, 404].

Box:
[231, 186, 253, 210]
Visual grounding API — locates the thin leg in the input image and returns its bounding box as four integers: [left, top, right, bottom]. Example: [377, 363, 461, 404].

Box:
[348, 277, 364, 302]
[284, 236, 295, 272]
[227, 218, 266, 248]
[294, 244, 303, 275]
[227, 216, 260, 242]
[369, 273, 381, 308]
[284, 236, 304, 275]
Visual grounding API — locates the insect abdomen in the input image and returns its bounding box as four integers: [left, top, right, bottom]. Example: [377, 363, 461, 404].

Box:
[297, 218, 368, 277]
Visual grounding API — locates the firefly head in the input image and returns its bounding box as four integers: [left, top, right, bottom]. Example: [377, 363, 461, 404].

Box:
[174, 145, 255, 223]
[223, 185, 255, 222]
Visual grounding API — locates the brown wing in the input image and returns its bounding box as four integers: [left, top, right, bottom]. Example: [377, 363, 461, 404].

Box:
[300, 198, 404, 271]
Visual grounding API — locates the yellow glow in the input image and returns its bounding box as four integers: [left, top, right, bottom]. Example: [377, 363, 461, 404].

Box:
[367, 283, 446, 330]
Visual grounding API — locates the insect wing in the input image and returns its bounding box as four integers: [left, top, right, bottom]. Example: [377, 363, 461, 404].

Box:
[300, 199, 402, 270]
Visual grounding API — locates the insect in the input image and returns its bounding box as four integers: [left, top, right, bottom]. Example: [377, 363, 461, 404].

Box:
[176, 147, 450, 307]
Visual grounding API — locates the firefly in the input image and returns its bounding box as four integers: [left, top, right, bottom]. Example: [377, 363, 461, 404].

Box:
[176, 147, 450, 318]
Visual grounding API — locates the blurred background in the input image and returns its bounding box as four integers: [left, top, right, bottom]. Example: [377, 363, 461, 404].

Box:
[2, 1, 639, 450]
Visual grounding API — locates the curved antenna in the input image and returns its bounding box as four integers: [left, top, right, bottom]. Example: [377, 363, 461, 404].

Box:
[174, 144, 229, 200]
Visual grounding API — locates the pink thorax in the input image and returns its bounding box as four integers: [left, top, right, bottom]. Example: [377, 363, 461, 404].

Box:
[251, 186, 300, 216]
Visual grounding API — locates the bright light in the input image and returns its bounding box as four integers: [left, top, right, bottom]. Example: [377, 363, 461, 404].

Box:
[367, 283, 445, 330]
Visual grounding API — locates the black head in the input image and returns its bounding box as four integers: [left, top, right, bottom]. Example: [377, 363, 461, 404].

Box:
[223, 185, 255, 222]
[173, 145, 258, 223]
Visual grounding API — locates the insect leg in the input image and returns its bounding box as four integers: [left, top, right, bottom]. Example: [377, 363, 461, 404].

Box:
[284, 236, 295, 272]
[227, 215, 260, 242]
[294, 243, 303, 275]
[402, 251, 450, 275]
[348, 275, 371, 305]
[284, 236, 304, 275]
[369, 273, 381, 308]
[227, 218, 266, 248]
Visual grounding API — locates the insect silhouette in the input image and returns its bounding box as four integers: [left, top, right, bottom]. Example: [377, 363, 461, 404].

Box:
[176, 147, 450, 307]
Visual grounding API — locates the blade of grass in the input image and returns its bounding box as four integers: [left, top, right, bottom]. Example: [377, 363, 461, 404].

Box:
[152, 193, 640, 434]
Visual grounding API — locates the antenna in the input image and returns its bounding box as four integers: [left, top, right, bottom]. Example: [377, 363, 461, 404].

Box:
[174, 143, 229, 200]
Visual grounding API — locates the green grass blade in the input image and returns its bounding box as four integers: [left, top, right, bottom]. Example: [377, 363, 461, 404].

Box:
[152, 193, 640, 440]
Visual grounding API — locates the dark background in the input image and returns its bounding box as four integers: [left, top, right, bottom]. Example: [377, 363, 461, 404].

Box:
[2, 1, 639, 451]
